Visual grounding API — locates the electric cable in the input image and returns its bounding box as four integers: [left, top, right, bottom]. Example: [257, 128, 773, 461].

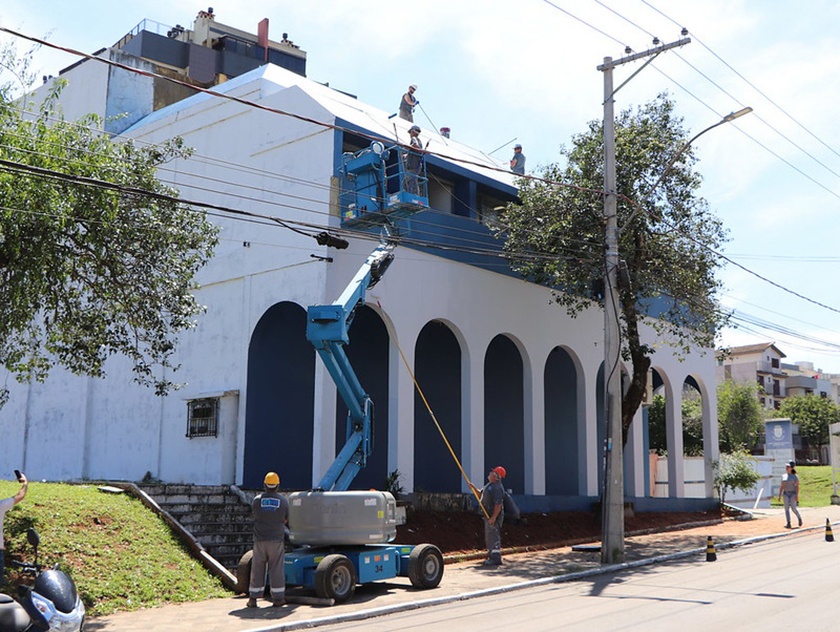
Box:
[639, 0, 840, 165]
[6, 24, 838, 327]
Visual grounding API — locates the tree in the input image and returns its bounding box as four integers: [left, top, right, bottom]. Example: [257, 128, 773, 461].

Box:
[778, 394, 840, 452]
[0, 45, 218, 406]
[712, 449, 762, 505]
[500, 94, 728, 443]
[717, 379, 764, 452]
[647, 387, 704, 456]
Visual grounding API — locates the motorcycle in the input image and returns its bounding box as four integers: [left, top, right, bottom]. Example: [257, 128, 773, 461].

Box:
[0, 528, 85, 631]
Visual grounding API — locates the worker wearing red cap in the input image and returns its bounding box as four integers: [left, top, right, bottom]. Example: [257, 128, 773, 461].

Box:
[469, 466, 506, 566]
[248, 471, 289, 608]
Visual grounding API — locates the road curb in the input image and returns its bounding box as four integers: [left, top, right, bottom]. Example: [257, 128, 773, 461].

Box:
[249, 520, 838, 632]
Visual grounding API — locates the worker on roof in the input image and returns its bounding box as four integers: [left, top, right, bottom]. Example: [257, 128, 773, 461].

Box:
[510, 143, 526, 175]
[399, 84, 419, 122]
[468, 466, 506, 567]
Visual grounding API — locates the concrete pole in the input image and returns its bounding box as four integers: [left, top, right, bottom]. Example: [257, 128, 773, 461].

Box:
[601, 58, 625, 564]
[596, 36, 692, 565]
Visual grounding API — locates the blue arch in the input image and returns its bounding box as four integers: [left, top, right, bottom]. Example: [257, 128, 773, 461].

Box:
[544, 347, 579, 495]
[244, 301, 315, 490]
[335, 305, 389, 490]
[484, 335, 525, 494]
[414, 321, 462, 493]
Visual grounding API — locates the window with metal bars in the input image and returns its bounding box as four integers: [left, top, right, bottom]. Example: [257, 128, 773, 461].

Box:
[187, 398, 219, 438]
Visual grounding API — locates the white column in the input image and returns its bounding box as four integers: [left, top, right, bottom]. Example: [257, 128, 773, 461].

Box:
[390, 336, 415, 492]
[311, 360, 337, 486]
[234, 276, 252, 485]
[701, 381, 719, 497]
[526, 357, 545, 495]
[462, 343, 484, 490]
[666, 384, 685, 497]
[582, 366, 600, 497]
[625, 406, 646, 498]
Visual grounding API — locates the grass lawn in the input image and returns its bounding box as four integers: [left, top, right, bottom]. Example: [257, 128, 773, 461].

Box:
[769, 465, 836, 508]
[0, 482, 229, 616]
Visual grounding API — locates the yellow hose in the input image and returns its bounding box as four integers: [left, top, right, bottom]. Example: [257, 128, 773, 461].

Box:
[394, 340, 490, 520]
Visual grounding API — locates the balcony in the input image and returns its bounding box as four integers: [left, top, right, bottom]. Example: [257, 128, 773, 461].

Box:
[756, 360, 787, 376]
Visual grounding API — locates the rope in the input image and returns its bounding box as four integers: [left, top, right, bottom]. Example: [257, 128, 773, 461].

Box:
[392, 332, 490, 520]
[417, 102, 449, 146]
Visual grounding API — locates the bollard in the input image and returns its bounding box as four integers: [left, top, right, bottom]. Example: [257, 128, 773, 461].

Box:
[705, 535, 717, 562]
[826, 519, 834, 542]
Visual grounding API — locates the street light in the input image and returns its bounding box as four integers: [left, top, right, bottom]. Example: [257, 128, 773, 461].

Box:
[645, 107, 753, 197]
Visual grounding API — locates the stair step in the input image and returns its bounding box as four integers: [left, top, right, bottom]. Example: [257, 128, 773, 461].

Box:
[140, 484, 230, 495]
[197, 533, 254, 545]
[160, 502, 252, 515]
[188, 522, 253, 535]
[139, 484, 264, 571]
[156, 494, 241, 505]
[176, 513, 252, 525]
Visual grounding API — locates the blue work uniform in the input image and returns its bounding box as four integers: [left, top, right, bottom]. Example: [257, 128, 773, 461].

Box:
[249, 490, 289, 602]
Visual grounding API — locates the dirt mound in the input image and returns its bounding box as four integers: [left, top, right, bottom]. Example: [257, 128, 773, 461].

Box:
[395, 508, 725, 556]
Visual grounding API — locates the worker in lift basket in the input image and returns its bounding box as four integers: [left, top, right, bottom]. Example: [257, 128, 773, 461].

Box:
[248, 472, 289, 608]
[405, 125, 424, 195]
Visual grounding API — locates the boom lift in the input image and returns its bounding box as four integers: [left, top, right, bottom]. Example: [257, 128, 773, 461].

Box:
[239, 139, 443, 604]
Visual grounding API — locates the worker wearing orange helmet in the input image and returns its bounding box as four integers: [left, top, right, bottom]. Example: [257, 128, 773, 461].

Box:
[248, 471, 289, 608]
[468, 466, 506, 566]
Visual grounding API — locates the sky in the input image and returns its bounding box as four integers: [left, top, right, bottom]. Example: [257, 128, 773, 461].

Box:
[3, 0, 840, 373]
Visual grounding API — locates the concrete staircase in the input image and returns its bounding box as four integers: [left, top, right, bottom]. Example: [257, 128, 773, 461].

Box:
[139, 484, 253, 571]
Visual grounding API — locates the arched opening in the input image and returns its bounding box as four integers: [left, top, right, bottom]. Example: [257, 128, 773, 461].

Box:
[484, 334, 525, 494]
[244, 301, 314, 490]
[682, 375, 704, 457]
[544, 347, 579, 495]
[414, 321, 462, 493]
[335, 305, 389, 491]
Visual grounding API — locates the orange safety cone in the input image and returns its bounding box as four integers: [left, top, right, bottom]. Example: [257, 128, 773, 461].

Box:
[826, 519, 834, 542]
[705, 535, 717, 562]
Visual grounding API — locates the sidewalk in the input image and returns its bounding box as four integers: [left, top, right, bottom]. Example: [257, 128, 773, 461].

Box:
[85, 505, 840, 632]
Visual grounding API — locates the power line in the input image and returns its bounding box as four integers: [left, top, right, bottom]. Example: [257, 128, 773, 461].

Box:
[639, 0, 840, 166]
[0, 25, 606, 201]
[1, 112, 610, 261]
[6, 22, 839, 324]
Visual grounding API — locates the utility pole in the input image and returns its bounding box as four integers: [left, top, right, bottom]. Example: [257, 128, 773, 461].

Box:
[598, 36, 690, 565]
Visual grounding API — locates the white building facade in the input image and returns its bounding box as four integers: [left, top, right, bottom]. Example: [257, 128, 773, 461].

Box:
[0, 15, 718, 510]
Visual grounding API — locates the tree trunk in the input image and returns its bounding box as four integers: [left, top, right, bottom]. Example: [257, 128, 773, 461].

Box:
[619, 283, 650, 446]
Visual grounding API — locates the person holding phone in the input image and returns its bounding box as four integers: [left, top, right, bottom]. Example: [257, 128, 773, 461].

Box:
[1, 471, 28, 575]
[778, 460, 802, 529]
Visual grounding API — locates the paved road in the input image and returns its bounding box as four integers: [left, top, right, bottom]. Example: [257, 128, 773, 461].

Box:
[86, 506, 840, 631]
[317, 529, 839, 631]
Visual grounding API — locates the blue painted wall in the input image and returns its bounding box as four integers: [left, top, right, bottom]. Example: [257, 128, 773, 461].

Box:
[244, 302, 315, 490]
[334, 306, 389, 491]
[484, 335, 525, 494]
[545, 347, 580, 495]
[414, 321, 463, 493]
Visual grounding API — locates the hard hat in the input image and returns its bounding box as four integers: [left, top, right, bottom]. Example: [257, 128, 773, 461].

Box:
[492, 466, 506, 479]
[514, 143, 522, 149]
[409, 84, 418, 90]
[409, 125, 421, 134]
[264, 472, 280, 487]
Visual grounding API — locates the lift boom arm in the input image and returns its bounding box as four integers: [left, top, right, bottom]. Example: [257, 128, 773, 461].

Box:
[306, 243, 395, 491]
